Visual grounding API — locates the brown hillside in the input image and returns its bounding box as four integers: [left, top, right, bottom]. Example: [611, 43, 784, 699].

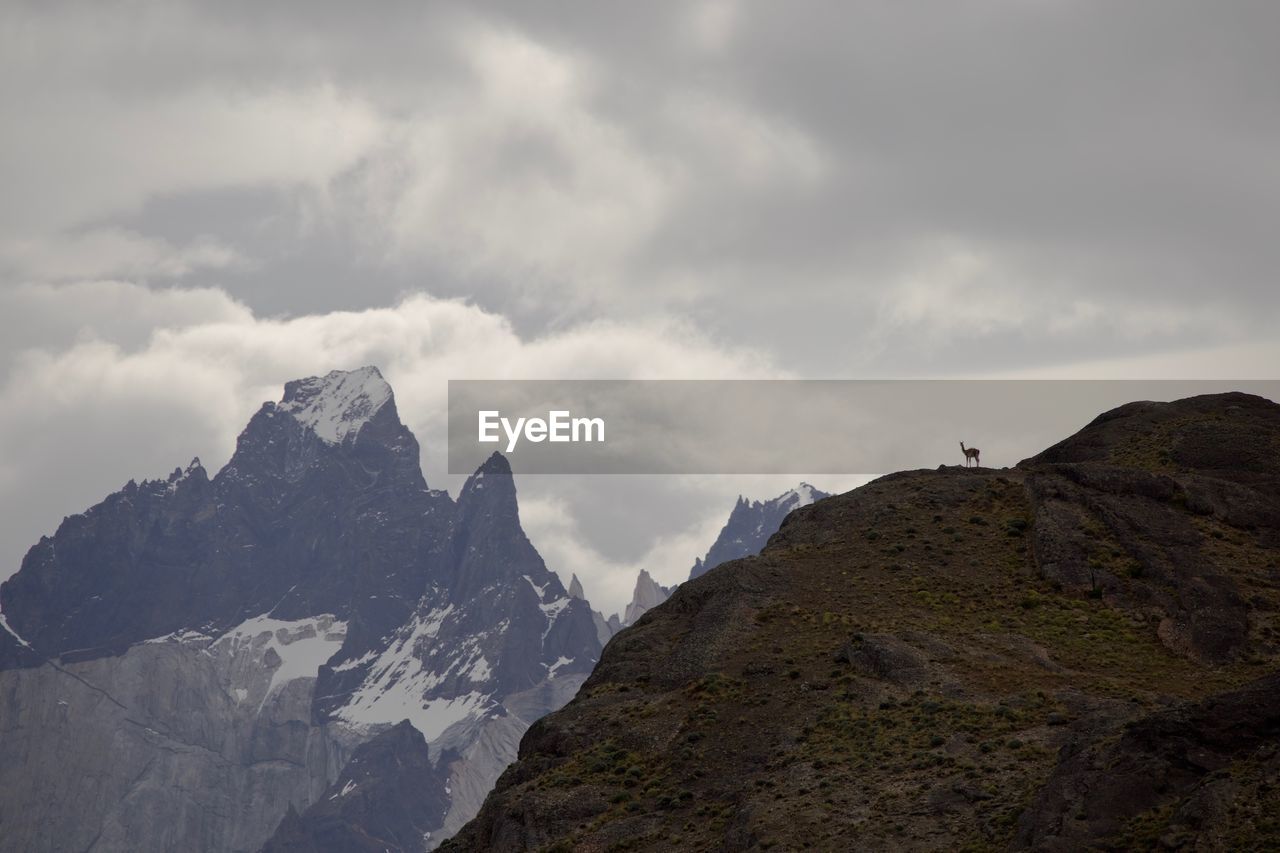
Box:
[444, 393, 1280, 852]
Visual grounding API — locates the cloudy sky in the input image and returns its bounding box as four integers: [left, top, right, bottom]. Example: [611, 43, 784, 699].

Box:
[2, 1, 1278, 614]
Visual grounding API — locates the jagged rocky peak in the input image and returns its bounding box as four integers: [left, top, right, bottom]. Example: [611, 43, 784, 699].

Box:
[612, 483, 834, 630]
[223, 364, 424, 499]
[622, 569, 672, 626]
[0, 366, 606, 852]
[277, 366, 394, 445]
[0, 365, 444, 668]
[166, 456, 206, 483]
[687, 481, 831, 581]
[458, 451, 517, 507]
[781, 482, 821, 509]
[568, 574, 586, 600]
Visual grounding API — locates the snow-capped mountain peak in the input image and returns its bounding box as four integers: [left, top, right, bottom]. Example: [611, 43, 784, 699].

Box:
[277, 366, 393, 444]
[688, 482, 830, 581]
[0, 368, 603, 852]
[777, 482, 820, 510]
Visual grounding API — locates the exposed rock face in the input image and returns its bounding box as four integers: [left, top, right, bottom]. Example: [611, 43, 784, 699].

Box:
[568, 573, 621, 647]
[261, 721, 452, 853]
[1015, 671, 1280, 851]
[836, 633, 936, 689]
[0, 616, 357, 853]
[444, 393, 1280, 851]
[0, 367, 601, 853]
[688, 483, 829, 581]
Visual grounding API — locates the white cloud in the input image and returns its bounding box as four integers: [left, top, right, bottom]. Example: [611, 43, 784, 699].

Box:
[0, 283, 776, 609]
[874, 243, 1245, 355]
[1, 229, 244, 282]
[2, 85, 383, 232]
[349, 26, 672, 298]
[664, 92, 827, 189]
[682, 0, 742, 54]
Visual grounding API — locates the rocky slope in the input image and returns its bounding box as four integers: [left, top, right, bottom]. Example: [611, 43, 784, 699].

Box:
[602, 483, 832, 634]
[444, 392, 1280, 851]
[0, 367, 601, 853]
[688, 483, 829, 581]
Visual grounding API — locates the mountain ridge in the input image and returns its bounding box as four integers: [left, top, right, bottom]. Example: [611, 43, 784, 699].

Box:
[443, 391, 1280, 851]
[688, 482, 830, 581]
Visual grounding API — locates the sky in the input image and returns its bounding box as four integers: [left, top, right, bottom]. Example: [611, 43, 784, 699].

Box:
[2, 1, 1278, 615]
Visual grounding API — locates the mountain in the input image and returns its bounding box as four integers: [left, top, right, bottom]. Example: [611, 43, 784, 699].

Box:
[688, 482, 829, 581]
[443, 392, 1280, 851]
[261, 721, 453, 853]
[602, 484, 832, 633]
[0, 367, 601, 853]
[568, 573, 623, 647]
[622, 570, 673, 625]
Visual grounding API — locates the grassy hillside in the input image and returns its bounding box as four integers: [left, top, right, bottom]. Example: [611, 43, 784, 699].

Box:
[444, 393, 1280, 852]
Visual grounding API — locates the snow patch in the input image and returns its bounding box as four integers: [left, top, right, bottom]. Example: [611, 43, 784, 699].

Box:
[215, 614, 347, 703]
[278, 366, 392, 444]
[547, 656, 573, 678]
[332, 604, 492, 738]
[538, 597, 571, 639]
[330, 650, 377, 672]
[538, 597, 570, 619]
[465, 656, 491, 682]
[793, 483, 818, 506]
[339, 689, 490, 742]
[141, 628, 213, 645]
[0, 611, 30, 648]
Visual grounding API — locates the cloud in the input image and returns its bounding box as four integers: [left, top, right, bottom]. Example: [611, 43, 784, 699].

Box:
[346, 26, 673, 301]
[513, 490, 728, 616]
[9, 1, 1276, 377]
[1, 228, 244, 282]
[0, 280, 254, 365]
[2, 83, 383, 233]
[867, 242, 1251, 368]
[0, 282, 777, 614]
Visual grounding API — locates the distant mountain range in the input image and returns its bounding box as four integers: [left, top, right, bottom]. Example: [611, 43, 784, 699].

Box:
[0, 367, 600, 852]
[591, 483, 831, 634]
[688, 483, 828, 581]
[0, 365, 838, 852]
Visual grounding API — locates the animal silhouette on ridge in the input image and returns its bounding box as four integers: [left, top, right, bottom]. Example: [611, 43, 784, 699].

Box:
[960, 441, 980, 468]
